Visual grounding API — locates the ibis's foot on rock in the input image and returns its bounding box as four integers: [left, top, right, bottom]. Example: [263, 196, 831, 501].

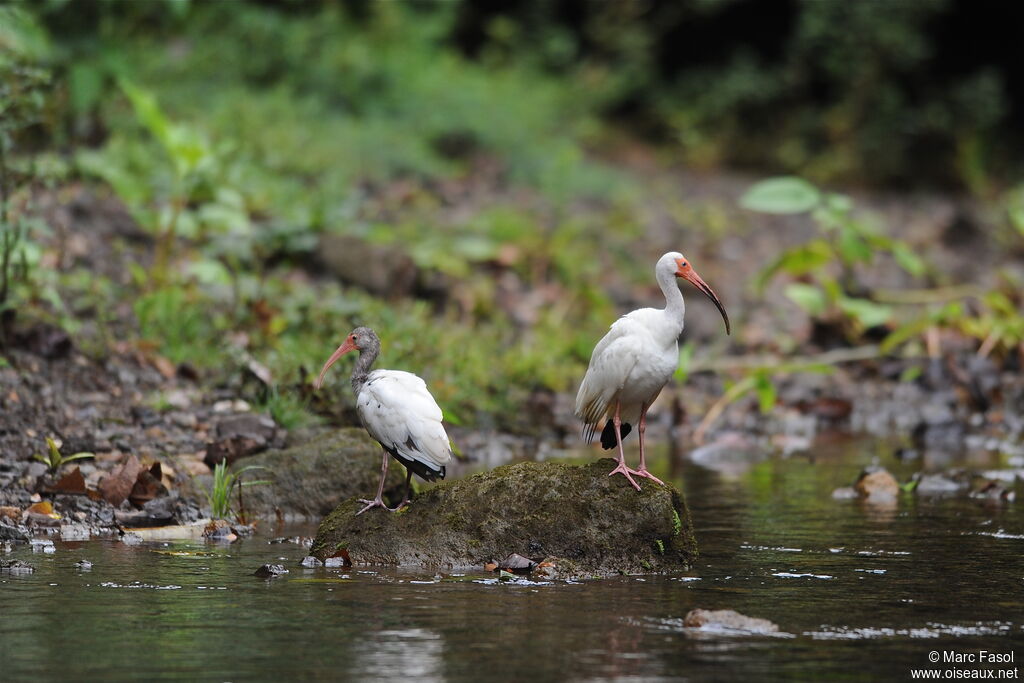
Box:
[355, 498, 393, 515]
[608, 462, 642, 491]
[635, 469, 665, 486]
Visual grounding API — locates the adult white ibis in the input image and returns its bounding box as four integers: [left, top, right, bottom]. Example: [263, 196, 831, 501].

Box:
[575, 252, 730, 490]
[314, 326, 453, 515]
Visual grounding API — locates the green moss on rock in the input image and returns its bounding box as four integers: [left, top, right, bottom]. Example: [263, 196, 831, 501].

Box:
[310, 458, 698, 577]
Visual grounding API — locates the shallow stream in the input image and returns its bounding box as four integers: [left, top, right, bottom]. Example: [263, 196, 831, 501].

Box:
[2, 438, 1022, 680]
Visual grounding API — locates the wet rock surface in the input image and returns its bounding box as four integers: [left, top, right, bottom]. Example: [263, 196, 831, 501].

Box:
[0, 558, 35, 573]
[238, 429, 405, 520]
[310, 458, 697, 577]
[254, 563, 289, 578]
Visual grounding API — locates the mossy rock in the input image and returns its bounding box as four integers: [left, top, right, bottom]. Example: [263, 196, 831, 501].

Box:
[239, 429, 405, 519]
[310, 458, 698, 577]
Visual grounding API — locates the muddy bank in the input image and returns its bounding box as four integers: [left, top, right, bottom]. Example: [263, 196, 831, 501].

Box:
[310, 458, 697, 577]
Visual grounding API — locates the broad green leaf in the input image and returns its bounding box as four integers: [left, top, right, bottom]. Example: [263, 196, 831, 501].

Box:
[784, 283, 827, 316]
[740, 177, 821, 215]
[838, 296, 892, 328]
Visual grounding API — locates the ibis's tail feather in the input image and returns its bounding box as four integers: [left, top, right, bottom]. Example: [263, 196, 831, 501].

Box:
[600, 420, 632, 450]
[386, 446, 446, 482]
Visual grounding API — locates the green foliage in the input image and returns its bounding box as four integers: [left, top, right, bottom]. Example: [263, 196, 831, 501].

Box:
[0, 54, 52, 322]
[743, 177, 928, 338]
[33, 437, 94, 474]
[204, 461, 270, 521]
[134, 286, 217, 365]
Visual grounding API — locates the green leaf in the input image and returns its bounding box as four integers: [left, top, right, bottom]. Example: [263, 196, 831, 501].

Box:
[740, 177, 821, 215]
[784, 283, 827, 316]
[753, 372, 777, 414]
[890, 242, 926, 277]
[837, 227, 872, 264]
[754, 240, 833, 291]
[838, 297, 892, 328]
[675, 342, 695, 383]
[899, 365, 923, 383]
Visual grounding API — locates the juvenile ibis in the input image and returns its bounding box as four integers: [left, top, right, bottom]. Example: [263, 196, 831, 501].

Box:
[575, 252, 730, 490]
[314, 326, 453, 514]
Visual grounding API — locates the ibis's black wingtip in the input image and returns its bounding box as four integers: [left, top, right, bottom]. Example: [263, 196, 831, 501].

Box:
[599, 420, 632, 449]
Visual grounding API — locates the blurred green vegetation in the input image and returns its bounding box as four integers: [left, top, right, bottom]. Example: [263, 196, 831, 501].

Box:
[1, 1, 1022, 434]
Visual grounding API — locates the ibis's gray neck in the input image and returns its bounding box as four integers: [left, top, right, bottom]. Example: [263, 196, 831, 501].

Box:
[658, 266, 686, 325]
[350, 346, 378, 394]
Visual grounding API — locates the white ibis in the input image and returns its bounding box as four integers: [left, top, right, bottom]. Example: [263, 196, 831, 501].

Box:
[575, 252, 730, 490]
[314, 326, 453, 515]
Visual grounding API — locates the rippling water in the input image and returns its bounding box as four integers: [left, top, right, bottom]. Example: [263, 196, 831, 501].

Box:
[2, 438, 1022, 681]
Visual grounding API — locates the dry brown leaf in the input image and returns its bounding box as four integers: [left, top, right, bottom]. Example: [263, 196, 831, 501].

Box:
[152, 355, 176, 379]
[98, 454, 143, 507]
[51, 467, 87, 495]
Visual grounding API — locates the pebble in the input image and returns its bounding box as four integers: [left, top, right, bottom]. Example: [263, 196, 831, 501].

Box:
[30, 539, 56, 553]
[300, 556, 323, 568]
[75, 559, 93, 570]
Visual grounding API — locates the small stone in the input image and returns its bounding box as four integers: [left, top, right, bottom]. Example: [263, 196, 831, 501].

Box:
[121, 532, 144, 545]
[854, 468, 899, 502]
[914, 473, 967, 496]
[300, 556, 323, 568]
[254, 563, 288, 578]
[324, 556, 349, 568]
[497, 553, 537, 575]
[30, 538, 56, 553]
[683, 609, 779, 635]
[75, 559, 93, 570]
[60, 524, 91, 541]
[831, 487, 859, 500]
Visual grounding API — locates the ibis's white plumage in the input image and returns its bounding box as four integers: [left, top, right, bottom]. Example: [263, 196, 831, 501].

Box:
[575, 253, 689, 441]
[356, 369, 452, 474]
[575, 306, 683, 436]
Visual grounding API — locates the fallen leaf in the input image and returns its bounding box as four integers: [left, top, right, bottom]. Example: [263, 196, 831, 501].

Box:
[484, 562, 498, 572]
[26, 501, 61, 519]
[328, 548, 352, 567]
[51, 467, 87, 495]
[0, 506, 20, 520]
[98, 455, 143, 507]
[152, 355, 176, 379]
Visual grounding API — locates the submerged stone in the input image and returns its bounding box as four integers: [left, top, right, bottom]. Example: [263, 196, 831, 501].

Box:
[254, 563, 289, 578]
[683, 609, 780, 635]
[310, 458, 698, 577]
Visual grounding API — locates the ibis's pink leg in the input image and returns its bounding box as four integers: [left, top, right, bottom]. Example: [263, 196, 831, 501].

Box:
[357, 450, 395, 514]
[635, 403, 665, 485]
[608, 401, 641, 491]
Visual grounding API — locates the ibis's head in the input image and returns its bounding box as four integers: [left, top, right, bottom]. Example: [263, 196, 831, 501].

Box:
[661, 251, 731, 335]
[313, 326, 380, 389]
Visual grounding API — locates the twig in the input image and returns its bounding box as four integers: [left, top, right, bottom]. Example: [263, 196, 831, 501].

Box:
[873, 284, 986, 304]
[690, 344, 883, 373]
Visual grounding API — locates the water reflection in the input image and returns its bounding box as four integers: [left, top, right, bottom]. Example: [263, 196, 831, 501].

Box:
[1, 437, 1022, 680]
[352, 628, 445, 681]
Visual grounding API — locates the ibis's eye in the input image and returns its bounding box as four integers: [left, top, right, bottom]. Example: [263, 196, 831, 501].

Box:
[680, 261, 687, 268]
